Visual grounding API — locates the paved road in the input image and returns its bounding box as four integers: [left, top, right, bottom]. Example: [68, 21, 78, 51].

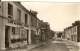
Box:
[28, 39, 69, 51]
[52, 38, 79, 51]
[1, 38, 79, 51]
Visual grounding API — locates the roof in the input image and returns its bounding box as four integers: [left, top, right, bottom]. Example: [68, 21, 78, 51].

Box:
[13, 2, 41, 21]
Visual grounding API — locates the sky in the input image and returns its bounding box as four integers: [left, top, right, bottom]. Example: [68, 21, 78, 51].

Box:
[21, 2, 80, 31]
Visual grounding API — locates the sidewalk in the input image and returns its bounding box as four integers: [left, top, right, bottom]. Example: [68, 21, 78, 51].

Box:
[0, 39, 53, 51]
[58, 38, 80, 48]
[0, 42, 45, 51]
[27, 39, 53, 51]
[27, 42, 46, 51]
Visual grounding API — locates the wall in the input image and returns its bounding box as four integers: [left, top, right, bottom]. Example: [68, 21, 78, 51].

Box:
[0, 2, 43, 48]
[0, 2, 33, 49]
[0, 17, 4, 49]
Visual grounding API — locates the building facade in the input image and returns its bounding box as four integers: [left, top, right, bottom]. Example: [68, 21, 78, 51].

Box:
[0, 2, 32, 49]
[0, 2, 43, 50]
[40, 21, 51, 42]
[0, 2, 53, 50]
[29, 10, 41, 44]
[64, 21, 80, 42]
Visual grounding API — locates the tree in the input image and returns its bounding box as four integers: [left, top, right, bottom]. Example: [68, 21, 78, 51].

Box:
[57, 32, 63, 38]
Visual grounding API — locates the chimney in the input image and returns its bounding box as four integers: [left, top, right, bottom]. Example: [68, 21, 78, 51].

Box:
[17, 2, 21, 4]
[30, 9, 38, 17]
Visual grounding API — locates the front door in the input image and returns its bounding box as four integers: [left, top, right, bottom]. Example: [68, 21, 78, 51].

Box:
[27, 30, 29, 43]
[5, 26, 10, 48]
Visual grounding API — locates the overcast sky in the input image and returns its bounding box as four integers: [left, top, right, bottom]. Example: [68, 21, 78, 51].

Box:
[21, 2, 80, 31]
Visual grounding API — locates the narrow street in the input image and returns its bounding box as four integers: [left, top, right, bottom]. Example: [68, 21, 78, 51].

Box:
[0, 1, 80, 51]
[28, 38, 79, 51]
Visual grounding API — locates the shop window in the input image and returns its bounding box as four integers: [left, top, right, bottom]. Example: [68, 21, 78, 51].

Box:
[21, 30, 25, 38]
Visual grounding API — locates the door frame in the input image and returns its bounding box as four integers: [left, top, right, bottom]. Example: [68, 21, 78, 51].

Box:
[5, 26, 10, 48]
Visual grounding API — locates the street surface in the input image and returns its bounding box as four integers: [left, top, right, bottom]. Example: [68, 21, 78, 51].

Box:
[28, 38, 79, 51]
[1, 38, 79, 51]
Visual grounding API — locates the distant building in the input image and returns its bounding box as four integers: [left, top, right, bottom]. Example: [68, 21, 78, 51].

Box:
[54, 31, 63, 38]
[40, 21, 51, 41]
[54, 34, 57, 38]
[64, 20, 80, 42]
[49, 30, 55, 39]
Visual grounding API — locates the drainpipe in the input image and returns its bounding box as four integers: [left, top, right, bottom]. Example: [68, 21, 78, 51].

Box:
[1, 2, 4, 50]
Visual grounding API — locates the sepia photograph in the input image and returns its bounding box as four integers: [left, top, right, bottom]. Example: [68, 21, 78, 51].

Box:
[0, 1, 80, 51]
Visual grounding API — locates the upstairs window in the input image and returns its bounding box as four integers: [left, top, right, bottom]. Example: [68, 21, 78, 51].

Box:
[0, 2, 1, 8]
[0, 2, 1, 15]
[8, 3, 13, 18]
[17, 9, 21, 21]
[25, 14, 28, 24]
[31, 17, 34, 26]
[35, 20, 37, 27]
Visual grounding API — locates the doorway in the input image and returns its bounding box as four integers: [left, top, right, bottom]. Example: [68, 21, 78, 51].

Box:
[27, 30, 29, 43]
[5, 26, 10, 48]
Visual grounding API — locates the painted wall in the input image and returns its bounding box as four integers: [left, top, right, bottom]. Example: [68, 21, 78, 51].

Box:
[0, 17, 4, 49]
[0, 2, 33, 49]
[0, 2, 42, 48]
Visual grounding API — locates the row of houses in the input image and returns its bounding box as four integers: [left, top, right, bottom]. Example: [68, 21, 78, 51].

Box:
[63, 20, 80, 42]
[0, 2, 54, 50]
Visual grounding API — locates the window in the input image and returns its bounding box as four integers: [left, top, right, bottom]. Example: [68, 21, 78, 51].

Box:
[31, 17, 32, 26]
[34, 31, 36, 35]
[25, 14, 28, 24]
[12, 27, 20, 35]
[75, 26, 77, 32]
[73, 27, 74, 32]
[35, 20, 37, 27]
[33, 19, 35, 27]
[12, 27, 15, 35]
[17, 9, 21, 21]
[31, 17, 33, 26]
[36, 20, 37, 27]
[8, 3, 13, 18]
[0, 2, 1, 8]
[0, 2, 1, 15]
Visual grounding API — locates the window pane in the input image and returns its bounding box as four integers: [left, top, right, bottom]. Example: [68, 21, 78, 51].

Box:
[8, 3, 13, 16]
[25, 14, 27, 24]
[17, 9, 21, 21]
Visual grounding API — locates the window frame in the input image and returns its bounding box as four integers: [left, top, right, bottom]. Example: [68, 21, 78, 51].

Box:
[17, 9, 21, 21]
[25, 14, 28, 24]
[8, 3, 13, 18]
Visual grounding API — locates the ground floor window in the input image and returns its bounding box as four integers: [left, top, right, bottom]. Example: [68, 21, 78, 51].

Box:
[12, 27, 20, 35]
